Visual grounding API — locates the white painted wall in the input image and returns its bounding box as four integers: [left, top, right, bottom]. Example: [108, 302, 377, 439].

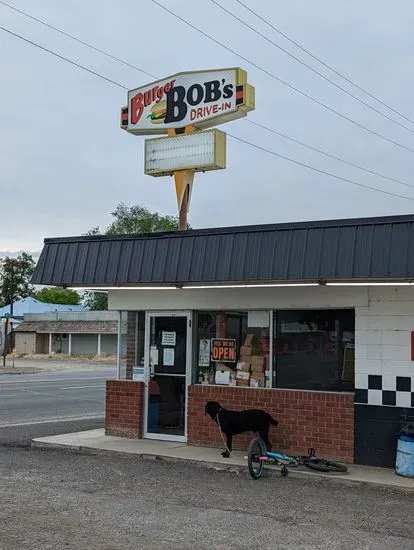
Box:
[71, 334, 99, 355]
[15, 332, 36, 355]
[101, 334, 126, 355]
[356, 286, 414, 403]
[108, 286, 369, 311]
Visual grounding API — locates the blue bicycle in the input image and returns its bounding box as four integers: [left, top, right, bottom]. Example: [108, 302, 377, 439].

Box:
[247, 437, 348, 479]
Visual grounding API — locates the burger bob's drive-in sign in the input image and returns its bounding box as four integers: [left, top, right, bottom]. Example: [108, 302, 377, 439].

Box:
[120, 67, 255, 230]
[120, 67, 255, 135]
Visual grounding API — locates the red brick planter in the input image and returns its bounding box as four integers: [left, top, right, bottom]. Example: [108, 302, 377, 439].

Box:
[188, 385, 354, 463]
[105, 380, 144, 438]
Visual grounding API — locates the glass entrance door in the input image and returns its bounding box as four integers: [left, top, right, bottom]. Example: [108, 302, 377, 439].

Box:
[144, 312, 191, 441]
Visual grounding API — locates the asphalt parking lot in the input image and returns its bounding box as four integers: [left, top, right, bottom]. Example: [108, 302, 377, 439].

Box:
[1, 445, 414, 550]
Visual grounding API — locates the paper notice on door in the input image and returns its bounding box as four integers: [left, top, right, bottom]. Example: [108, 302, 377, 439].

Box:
[162, 331, 176, 346]
[198, 338, 211, 367]
[132, 366, 145, 381]
[163, 347, 175, 366]
[150, 346, 159, 366]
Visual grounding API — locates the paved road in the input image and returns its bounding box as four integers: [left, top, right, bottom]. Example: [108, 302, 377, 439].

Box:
[0, 365, 113, 446]
[1, 447, 414, 550]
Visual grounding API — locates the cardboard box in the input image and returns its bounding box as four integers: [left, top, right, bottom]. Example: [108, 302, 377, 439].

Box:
[251, 372, 265, 380]
[251, 355, 265, 367]
[239, 345, 252, 356]
[236, 361, 251, 372]
[236, 377, 250, 386]
[251, 360, 265, 368]
[250, 377, 265, 388]
[236, 370, 250, 381]
[244, 334, 255, 346]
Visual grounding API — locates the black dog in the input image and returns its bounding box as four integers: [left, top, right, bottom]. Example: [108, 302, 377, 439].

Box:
[205, 400, 278, 458]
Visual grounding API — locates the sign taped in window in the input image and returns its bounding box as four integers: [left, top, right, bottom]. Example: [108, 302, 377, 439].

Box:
[210, 338, 237, 363]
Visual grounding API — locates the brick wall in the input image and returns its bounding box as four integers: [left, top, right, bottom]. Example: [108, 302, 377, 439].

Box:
[125, 312, 137, 380]
[188, 385, 354, 462]
[105, 380, 144, 438]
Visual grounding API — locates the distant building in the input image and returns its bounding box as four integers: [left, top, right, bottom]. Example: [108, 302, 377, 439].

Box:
[14, 311, 126, 357]
[0, 297, 86, 320]
[0, 298, 87, 355]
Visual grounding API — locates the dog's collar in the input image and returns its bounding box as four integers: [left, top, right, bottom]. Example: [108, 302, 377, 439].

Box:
[215, 408, 222, 421]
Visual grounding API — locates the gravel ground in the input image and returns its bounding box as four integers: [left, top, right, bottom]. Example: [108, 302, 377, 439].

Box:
[1, 446, 414, 550]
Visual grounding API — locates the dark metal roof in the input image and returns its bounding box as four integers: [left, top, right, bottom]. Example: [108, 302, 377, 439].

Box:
[32, 214, 414, 286]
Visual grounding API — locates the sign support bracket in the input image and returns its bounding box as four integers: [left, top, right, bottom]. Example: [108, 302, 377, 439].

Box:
[168, 126, 195, 231]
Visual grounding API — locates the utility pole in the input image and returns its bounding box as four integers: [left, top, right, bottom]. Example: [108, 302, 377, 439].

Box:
[9, 264, 14, 355]
[2, 315, 9, 367]
[2, 260, 15, 367]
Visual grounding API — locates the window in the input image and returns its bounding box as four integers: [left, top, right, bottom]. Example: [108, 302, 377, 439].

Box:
[196, 311, 270, 387]
[273, 309, 354, 391]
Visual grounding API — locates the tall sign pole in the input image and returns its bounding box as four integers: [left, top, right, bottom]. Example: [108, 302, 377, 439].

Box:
[120, 67, 255, 230]
[168, 126, 195, 231]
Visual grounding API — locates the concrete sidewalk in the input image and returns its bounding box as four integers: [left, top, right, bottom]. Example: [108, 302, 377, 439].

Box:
[32, 428, 414, 490]
[0, 357, 117, 375]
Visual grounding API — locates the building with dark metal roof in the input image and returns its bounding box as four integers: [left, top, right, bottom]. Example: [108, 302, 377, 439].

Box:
[32, 214, 414, 287]
[31, 214, 414, 470]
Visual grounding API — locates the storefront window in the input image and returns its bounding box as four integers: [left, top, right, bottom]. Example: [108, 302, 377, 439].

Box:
[196, 311, 271, 388]
[273, 309, 355, 391]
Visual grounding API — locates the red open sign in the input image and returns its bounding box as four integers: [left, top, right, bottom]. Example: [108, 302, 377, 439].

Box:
[211, 338, 237, 362]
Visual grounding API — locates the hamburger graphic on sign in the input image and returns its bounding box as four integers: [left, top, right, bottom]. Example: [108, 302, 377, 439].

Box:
[147, 101, 167, 125]
[121, 68, 255, 135]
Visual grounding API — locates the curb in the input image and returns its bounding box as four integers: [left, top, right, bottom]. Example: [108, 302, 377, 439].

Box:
[31, 439, 245, 473]
[0, 368, 46, 375]
[31, 439, 414, 491]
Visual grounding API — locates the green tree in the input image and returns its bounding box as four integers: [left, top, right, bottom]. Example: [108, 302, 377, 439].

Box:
[86, 202, 183, 236]
[106, 203, 180, 234]
[0, 253, 35, 308]
[83, 291, 108, 311]
[35, 286, 80, 305]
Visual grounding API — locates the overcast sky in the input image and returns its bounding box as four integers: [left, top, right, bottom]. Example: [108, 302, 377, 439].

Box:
[1, 0, 414, 257]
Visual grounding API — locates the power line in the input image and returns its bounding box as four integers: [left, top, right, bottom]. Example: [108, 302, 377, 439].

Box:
[227, 132, 414, 202]
[2, 1, 413, 189]
[1, 24, 413, 204]
[209, 0, 414, 136]
[0, 26, 128, 89]
[234, 0, 414, 127]
[246, 119, 414, 190]
[0, 0, 157, 80]
[150, 0, 414, 155]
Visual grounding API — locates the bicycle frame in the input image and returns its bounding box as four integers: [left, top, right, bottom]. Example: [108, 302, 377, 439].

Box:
[258, 447, 316, 465]
[259, 451, 295, 463]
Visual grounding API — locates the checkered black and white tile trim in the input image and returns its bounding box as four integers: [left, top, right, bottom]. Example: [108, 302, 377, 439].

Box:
[355, 375, 414, 407]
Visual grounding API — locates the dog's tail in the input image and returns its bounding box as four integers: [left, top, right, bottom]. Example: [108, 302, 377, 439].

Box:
[267, 413, 279, 427]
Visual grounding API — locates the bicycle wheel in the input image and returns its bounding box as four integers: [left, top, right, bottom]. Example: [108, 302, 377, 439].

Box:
[305, 458, 348, 473]
[247, 438, 266, 479]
